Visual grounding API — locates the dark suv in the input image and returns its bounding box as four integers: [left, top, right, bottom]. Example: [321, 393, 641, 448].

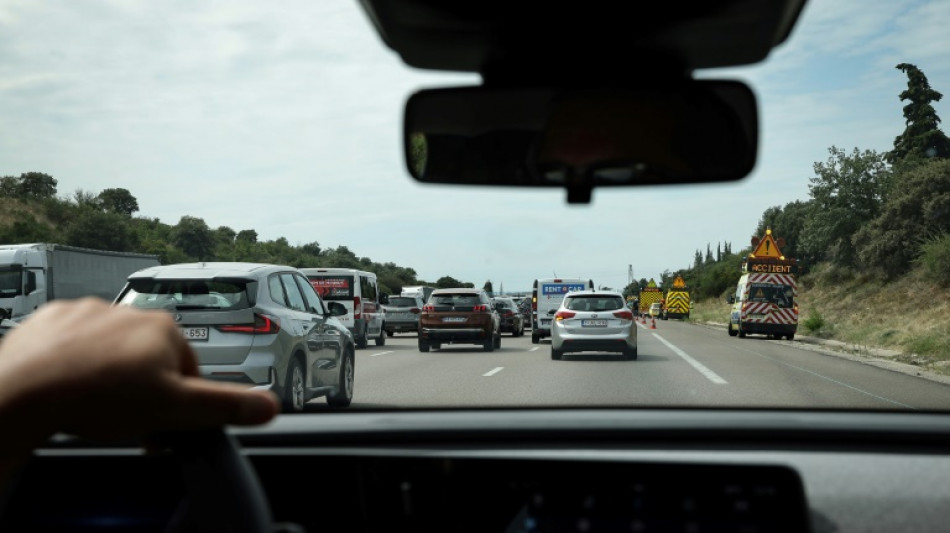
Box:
[491, 297, 525, 337]
[418, 288, 501, 352]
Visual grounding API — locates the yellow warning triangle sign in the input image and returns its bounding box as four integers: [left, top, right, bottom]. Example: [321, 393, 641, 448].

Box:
[647, 279, 658, 288]
[672, 276, 686, 289]
[752, 230, 783, 258]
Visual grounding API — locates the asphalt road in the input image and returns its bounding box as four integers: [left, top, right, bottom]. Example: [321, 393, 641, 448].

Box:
[314, 320, 950, 410]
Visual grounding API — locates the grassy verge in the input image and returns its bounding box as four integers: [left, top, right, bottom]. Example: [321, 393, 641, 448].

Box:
[687, 263, 950, 373]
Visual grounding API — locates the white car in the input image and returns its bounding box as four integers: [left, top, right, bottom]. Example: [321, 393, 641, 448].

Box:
[550, 290, 637, 361]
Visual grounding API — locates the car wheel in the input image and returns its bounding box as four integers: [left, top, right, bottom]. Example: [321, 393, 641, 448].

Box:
[483, 334, 494, 352]
[494, 330, 501, 349]
[738, 324, 747, 338]
[386, 330, 394, 337]
[326, 349, 354, 408]
[418, 338, 430, 352]
[623, 346, 638, 361]
[551, 346, 563, 360]
[786, 333, 795, 341]
[356, 325, 368, 349]
[281, 357, 306, 413]
[531, 331, 540, 344]
[728, 322, 738, 337]
[375, 325, 386, 346]
[432, 342, 441, 350]
[519, 322, 525, 337]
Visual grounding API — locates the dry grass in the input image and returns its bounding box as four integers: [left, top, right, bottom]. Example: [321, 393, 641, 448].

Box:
[689, 264, 950, 373]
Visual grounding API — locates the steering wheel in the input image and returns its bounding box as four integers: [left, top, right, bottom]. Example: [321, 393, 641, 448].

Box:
[165, 429, 274, 533]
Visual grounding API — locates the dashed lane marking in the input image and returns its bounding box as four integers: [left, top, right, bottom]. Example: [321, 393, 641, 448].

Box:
[653, 333, 728, 385]
[369, 351, 394, 357]
[483, 367, 504, 377]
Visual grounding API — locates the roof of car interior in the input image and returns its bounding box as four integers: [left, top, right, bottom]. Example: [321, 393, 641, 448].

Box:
[128, 262, 286, 279]
[359, 0, 807, 75]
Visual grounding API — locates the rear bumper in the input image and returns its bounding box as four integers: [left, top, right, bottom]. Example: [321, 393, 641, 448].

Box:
[556, 338, 635, 354]
[421, 327, 491, 343]
[385, 318, 419, 332]
[740, 321, 797, 335]
[198, 350, 278, 389]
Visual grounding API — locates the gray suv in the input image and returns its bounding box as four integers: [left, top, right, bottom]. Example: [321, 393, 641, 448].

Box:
[116, 262, 356, 412]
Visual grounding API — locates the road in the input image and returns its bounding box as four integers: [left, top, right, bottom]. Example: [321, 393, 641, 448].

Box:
[316, 320, 950, 410]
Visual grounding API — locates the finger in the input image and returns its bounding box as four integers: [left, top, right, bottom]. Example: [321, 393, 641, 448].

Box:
[163, 378, 280, 428]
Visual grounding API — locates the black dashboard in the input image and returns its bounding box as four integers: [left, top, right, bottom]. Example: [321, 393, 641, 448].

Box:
[4, 409, 950, 532]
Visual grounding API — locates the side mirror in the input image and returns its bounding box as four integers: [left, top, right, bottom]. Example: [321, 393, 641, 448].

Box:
[25, 271, 37, 295]
[548, 309, 557, 315]
[727, 295, 735, 304]
[328, 301, 348, 316]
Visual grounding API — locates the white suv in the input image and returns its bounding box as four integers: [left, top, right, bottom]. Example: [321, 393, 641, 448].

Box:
[550, 290, 637, 361]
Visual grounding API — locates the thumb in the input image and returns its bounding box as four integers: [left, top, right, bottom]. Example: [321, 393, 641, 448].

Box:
[168, 378, 280, 428]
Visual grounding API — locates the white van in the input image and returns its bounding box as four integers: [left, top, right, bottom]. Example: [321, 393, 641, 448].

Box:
[531, 277, 594, 344]
[400, 285, 435, 303]
[300, 267, 385, 348]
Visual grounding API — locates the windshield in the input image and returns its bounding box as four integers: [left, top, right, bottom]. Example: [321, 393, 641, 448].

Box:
[0, 270, 21, 297]
[2, 0, 949, 413]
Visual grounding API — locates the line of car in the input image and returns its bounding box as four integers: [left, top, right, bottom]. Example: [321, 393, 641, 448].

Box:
[114, 262, 639, 413]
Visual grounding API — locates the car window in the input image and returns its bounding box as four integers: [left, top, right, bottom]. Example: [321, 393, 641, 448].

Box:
[309, 276, 354, 301]
[388, 297, 417, 307]
[296, 275, 326, 315]
[119, 279, 251, 310]
[280, 273, 308, 312]
[268, 275, 289, 308]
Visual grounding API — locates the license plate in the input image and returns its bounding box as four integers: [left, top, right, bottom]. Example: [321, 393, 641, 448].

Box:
[541, 319, 551, 325]
[582, 320, 607, 327]
[181, 327, 209, 340]
[442, 317, 466, 323]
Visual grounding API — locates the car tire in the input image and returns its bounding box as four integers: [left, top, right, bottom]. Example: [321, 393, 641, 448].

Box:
[551, 346, 563, 360]
[281, 357, 306, 413]
[518, 322, 525, 337]
[623, 346, 638, 361]
[432, 342, 441, 350]
[728, 322, 738, 337]
[483, 334, 494, 352]
[326, 349, 354, 408]
[386, 330, 394, 337]
[356, 325, 368, 349]
[418, 338, 430, 352]
[531, 331, 540, 344]
[375, 325, 386, 346]
[786, 333, 795, 341]
[494, 330, 501, 349]
[738, 324, 747, 338]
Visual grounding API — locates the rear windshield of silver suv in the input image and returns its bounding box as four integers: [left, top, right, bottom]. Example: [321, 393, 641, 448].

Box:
[119, 279, 256, 310]
[564, 295, 624, 312]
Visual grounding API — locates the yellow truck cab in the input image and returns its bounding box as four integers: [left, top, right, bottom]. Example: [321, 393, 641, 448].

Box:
[728, 229, 799, 340]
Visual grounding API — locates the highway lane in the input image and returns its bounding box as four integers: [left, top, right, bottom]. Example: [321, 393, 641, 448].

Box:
[306, 320, 950, 410]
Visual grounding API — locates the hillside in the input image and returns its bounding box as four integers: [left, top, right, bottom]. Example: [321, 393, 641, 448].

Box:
[689, 263, 950, 373]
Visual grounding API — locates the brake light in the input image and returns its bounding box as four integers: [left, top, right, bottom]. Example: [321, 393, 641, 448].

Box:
[554, 310, 576, 321]
[354, 296, 361, 319]
[423, 304, 435, 312]
[410, 307, 421, 314]
[613, 310, 633, 320]
[473, 304, 488, 312]
[218, 314, 280, 334]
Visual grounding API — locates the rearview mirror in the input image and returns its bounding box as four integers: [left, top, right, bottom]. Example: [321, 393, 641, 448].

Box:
[405, 81, 758, 203]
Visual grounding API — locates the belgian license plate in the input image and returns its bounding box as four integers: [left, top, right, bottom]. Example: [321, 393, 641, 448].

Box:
[582, 320, 607, 327]
[443, 317, 466, 323]
[181, 327, 209, 340]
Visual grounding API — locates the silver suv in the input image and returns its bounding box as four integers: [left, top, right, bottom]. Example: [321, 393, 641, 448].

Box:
[550, 290, 637, 361]
[116, 262, 356, 412]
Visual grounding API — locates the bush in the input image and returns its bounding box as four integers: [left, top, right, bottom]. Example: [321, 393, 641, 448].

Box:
[803, 309, 825, 333]
[917, 233, 950, 287]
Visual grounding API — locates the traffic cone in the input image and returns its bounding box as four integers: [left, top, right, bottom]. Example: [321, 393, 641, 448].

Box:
[650, 318, 657, 329]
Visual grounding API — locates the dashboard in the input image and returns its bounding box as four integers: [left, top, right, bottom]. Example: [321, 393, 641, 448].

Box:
[3, 409, 950, 532]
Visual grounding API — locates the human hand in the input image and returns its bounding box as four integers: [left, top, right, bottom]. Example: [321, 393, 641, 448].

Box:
[0, 298, 278, 445]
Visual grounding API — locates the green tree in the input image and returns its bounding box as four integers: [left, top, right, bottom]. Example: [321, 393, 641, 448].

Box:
[98, 188, 139, 216]
[855, 159, 950, 279]
[65, 209, 133, 251]
[801, 146, 890, 266]
[436, 276, 463, 288]
[172, 216, 215, 260]
[0, 176, 18, 197]
[483, 280, 493, 296]
[754, 200, 814, 262]
[17, 172, 57, 198]
[236, 229, 258, 244]
[887, 63, 950, 165]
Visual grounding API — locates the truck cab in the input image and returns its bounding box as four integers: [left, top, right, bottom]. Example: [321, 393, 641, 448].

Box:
[0, 245, 46, 324]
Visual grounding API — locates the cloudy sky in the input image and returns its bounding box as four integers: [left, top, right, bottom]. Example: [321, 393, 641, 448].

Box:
[1, 1, 948, 292]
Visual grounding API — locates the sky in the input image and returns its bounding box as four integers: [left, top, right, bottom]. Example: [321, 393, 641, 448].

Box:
[1, 0, 948, 293]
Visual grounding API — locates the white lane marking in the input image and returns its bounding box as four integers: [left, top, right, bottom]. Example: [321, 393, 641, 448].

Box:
[653, 333, 728, 385]
[369, 351, 394, 357]
[483, 366, 504, 377]
[528, 347, 539, 352]
[731, 345, 916, 410]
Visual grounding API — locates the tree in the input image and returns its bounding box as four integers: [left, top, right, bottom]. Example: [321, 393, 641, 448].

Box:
[887, 63, 950, 165]
[436, 276, 463, 288]
[0, 176, 17, 197]
[704, 244, 714, 264]
[754, 200, 814, 262]
[236, 229, 258, 244]
[483, 280, 494, 296]
[856, 159, 950, 279]
[172, 216, 215, 260]
[693, 249, 703, 269]
[801, 146, 891, 266]
[65, 210, 133, 251]
[98, 188, 139, 216]
[17, 172, 57, 198]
